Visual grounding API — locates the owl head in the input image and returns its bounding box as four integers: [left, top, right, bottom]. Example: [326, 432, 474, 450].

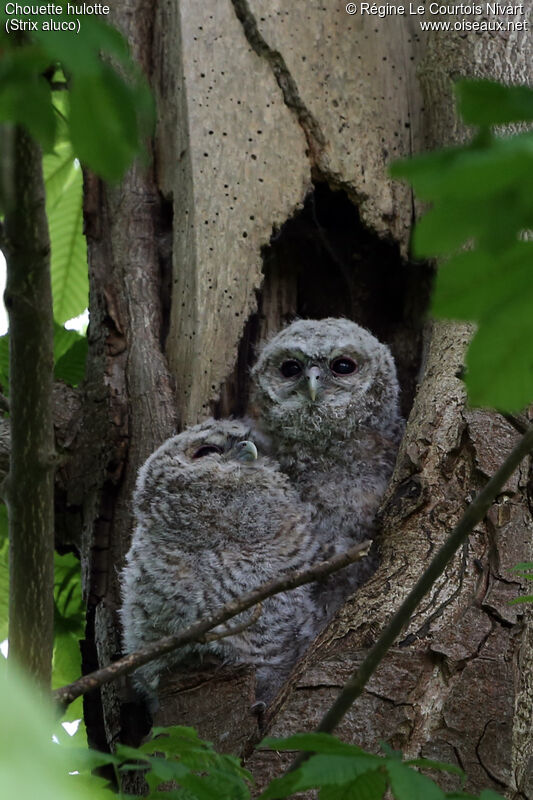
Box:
[251, 318, 401, 449]
[132, 418, 305, 543]
[135, 418, 260, 507]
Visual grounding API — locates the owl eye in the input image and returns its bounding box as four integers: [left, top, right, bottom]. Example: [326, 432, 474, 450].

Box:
[193, 444, 223, 459]
[280, 359, 303, 378]
[330, 356, 357, 376]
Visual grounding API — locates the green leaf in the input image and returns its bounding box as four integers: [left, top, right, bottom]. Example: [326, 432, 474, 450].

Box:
[54, 552, 84, 630]
[0, 658, 114, 800]
[260, 733, 370, 757]
[387, 762, 446, 800]
[55, 337, 87, 386]
[511, 562, 533, 573]
[45, 158, 88, 323]
[117, 727, 252, 799]
[0, 47, 56, 150]
[405, 758, 464, 779]
[69, 65, 141, 181]
[319, 769, 387, 800]
[456, 80, 533, 126]
[464, 288, 533, 410]
[259, 754, 380, 799]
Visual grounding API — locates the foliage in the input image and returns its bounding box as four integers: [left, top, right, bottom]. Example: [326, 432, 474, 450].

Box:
[0, 21, 527, 800]
[0, 665, 506, 800]
[255, 733, 505, 800]
[390, 79, 533, 412]
[44, 138, 87, 325]
[0, 506, 86, 728]
[0, 657, 113, 800]
[0, 11, 154, 183]
[0, 663, 253, 800]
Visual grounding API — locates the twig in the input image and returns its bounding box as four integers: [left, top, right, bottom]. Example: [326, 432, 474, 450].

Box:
[52, 540, 371, 710]
[287, 423, 533, 774]
[204, 603, 263, 642]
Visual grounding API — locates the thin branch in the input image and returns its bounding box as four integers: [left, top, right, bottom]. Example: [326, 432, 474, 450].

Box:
[52, 540, 371, 710]
[287, 423, 533, 774]
[204, 602, 263, 642]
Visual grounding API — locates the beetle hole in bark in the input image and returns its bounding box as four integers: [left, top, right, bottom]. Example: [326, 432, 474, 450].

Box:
[215, 182, 433, 419]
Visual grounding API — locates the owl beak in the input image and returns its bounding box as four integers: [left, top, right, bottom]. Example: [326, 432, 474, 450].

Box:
[235, 440, 258, 462]
[305, 366, 321, 402]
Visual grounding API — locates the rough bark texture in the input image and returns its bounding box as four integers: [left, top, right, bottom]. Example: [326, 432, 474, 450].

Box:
[2, 128, 55, 689]
[77, 2, 533, 798]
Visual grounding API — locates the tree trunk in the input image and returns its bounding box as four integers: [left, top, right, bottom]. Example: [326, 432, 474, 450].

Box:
[75, 2, 533, 797]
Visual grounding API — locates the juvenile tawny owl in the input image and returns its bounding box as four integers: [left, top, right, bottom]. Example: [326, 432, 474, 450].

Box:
[120, 418, 321, 705]
[251, 317, 403, 614]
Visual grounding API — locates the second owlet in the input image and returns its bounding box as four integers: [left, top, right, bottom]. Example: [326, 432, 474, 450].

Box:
[251, 317, 403, 614]
[120, 418, 321, 705]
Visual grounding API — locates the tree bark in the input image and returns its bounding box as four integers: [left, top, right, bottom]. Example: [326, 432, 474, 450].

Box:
[75, 2, 533, 797]
[2, 127, 55, 690]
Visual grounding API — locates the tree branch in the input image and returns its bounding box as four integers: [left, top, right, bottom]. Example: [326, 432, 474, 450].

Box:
[52, 541, 371, 710]
[3, 126, 55, 690]
[288, 423, 533, 773]
[204, 602, 263, 642]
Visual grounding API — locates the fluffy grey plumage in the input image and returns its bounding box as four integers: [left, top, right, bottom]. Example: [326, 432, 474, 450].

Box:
[120, 418, 321, 705]
[251, 317, 403, 615]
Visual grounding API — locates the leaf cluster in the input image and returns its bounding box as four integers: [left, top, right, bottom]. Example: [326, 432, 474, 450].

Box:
[391, 80, 533, 412]
[67, 725, 253, 800]
[0, 664, 506, 800]
[256, 733, 504, 800]
[0, 12, 154, 183]
[0, 509, 86, 728]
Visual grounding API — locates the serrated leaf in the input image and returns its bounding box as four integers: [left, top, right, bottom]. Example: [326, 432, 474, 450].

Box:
[259, 754, 380, 799]
[406, 758, 464, 780]
[456, 80, 533, 126]
[47, 168, 88, 323]
[260, 733, 369, 757]
[43, 140, 77, 211]
[387, 762, 446, 800]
